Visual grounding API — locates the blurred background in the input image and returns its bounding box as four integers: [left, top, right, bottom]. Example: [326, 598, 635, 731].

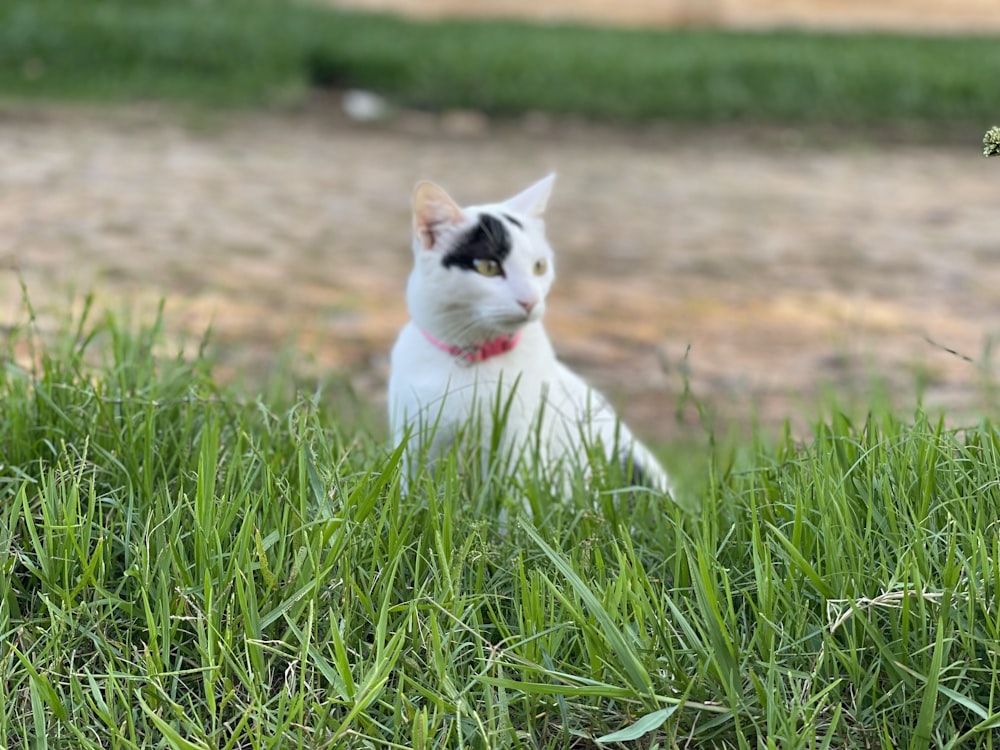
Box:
[0, 0, 998, 441]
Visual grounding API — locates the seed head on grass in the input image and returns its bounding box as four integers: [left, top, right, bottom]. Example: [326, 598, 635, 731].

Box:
[984, 126, 1000, 157]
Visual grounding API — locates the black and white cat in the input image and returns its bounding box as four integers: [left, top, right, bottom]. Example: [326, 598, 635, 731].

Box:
[388, 174, 671, 494]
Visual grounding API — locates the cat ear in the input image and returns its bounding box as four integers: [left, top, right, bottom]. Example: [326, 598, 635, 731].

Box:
[503, 173, 556, 217]
[412, 181, 464, 251]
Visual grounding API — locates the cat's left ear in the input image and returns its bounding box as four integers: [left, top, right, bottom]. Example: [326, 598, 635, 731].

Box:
[503, 173, 556, 218]
[413, 181, 465, 251]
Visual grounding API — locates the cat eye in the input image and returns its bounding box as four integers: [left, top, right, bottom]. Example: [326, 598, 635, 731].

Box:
[474, 258, 503, 277]
[533, 259, 548, 276]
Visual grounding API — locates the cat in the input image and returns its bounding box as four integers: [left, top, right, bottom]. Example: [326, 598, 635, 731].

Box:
[388, 174, 671, 496]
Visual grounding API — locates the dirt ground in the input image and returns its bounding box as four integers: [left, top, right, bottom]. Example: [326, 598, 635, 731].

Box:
[1, 103, 998, 441]
[327, 0, 1000, 33]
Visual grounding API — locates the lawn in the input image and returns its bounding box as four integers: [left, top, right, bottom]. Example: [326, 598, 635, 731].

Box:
[3, 2, 999, 745]
[1, 0, 998, 128]
[2, 298, 999, 748]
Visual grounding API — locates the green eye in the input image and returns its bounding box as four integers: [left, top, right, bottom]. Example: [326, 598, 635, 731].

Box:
[474, 259, 502, 277]
[533, 259, 548, 276]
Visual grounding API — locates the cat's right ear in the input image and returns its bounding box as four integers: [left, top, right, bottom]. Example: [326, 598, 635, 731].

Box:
[504, 173, 556, 218]
[412, 181, 464, 251]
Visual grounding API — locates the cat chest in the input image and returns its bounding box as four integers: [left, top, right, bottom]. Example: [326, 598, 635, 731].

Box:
[405, 358, 548, 424]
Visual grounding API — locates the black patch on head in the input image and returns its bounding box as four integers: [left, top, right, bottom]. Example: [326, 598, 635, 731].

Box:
[502, 213, 523, 229]
[441, 214, 512, 273]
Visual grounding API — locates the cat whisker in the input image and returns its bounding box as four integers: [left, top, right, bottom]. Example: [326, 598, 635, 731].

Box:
[435, 307, 524, 344]
[435, 316, 491, 344]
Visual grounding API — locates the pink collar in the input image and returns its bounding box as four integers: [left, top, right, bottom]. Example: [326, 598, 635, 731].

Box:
[421, 328, 521, 362]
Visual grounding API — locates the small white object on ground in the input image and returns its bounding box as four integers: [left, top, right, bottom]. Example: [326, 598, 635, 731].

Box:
[342, 89, 389, 123]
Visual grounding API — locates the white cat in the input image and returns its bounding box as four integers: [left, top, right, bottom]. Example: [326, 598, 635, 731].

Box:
[388, 174, 671, 495]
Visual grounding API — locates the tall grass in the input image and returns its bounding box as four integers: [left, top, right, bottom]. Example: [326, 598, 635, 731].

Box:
[1, 0, 998, 128]
[3, 301, 1000, 747]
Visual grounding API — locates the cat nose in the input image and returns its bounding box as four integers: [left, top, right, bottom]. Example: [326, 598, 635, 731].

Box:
[518, 299, 537, 314]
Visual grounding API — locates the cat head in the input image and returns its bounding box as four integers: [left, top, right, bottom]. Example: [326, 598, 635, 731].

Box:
[407, 174, 556, 348]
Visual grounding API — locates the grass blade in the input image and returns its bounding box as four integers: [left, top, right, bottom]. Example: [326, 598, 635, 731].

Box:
[521, 521, 654, 700]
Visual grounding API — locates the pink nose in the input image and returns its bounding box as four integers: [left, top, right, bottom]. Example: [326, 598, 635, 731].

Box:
[519, 299, 537, 314]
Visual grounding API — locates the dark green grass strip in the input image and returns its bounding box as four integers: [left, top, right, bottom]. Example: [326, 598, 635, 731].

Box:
[1, 0, 998, 126]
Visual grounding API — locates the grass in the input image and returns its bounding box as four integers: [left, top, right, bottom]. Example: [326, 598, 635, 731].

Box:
[1, 0, 999, 129]
[3, 300, 1000, 748]
[5, 3, 998, 746]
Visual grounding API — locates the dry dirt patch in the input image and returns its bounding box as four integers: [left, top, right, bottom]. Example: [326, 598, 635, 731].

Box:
[1, 105, 998, 440]
[325, 0, 1000, 33]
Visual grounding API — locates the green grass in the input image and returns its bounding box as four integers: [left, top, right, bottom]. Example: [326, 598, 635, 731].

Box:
[4, 301, 1000, 747]
[1, 0, 999, 128]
